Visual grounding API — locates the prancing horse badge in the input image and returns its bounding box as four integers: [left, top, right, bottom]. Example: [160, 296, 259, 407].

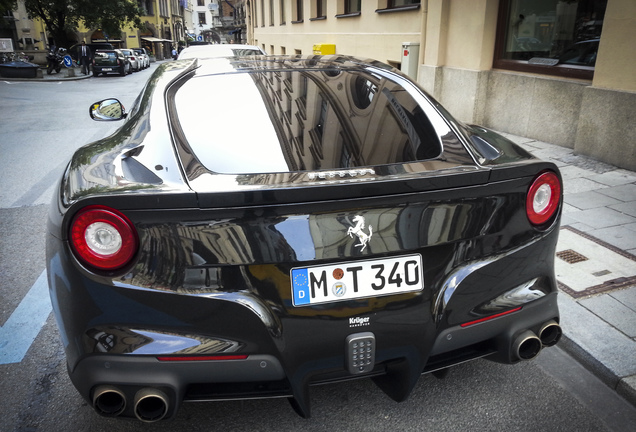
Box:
[347, 215, 373, 252]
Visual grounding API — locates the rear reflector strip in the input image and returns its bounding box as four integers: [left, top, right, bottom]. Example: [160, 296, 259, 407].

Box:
[157, 355, 248, 362]
[460, 307, 522, 328]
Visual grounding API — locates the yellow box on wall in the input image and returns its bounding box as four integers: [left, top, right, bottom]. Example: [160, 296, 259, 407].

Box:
[313, 44, 335, 55]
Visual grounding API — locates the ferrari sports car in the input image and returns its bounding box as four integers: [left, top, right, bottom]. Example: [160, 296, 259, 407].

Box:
[47, 55, 563, 422]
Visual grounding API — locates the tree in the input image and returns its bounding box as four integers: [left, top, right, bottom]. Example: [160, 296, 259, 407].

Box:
[0, 1, 17, 27]
[24, 0, 142, 48]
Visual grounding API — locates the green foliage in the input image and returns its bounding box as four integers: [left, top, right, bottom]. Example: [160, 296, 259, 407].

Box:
[0, 0, 18, 26]
[23, 0, 142, 48]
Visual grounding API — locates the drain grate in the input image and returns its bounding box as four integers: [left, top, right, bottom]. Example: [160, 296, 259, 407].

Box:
[556, 249, 588, 264]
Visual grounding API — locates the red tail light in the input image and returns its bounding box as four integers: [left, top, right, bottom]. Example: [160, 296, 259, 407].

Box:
[526, 171, 561, 227]
[70, 206, 138, 270]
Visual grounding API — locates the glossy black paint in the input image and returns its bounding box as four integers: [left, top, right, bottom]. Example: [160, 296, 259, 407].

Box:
[46, 55, 562, 421]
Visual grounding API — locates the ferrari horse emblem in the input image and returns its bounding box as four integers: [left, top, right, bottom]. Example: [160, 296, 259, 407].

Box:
[347, 215, 373, 252]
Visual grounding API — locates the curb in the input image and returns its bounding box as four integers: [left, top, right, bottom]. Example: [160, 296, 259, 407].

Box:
[557, 292, 636, 407]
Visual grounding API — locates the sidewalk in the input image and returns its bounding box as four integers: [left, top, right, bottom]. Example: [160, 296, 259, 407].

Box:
[500, 132, 636, 407]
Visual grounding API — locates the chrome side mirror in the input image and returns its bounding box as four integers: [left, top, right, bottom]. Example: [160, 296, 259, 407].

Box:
[89, 98, 127, 121]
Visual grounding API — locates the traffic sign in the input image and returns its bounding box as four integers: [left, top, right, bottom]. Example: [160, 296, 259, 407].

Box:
[63, 55, 73, 67]
[197, 35, 203, 41]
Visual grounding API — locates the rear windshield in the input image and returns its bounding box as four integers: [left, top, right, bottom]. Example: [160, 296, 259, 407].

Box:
[174, 67, 443, 174]
[94, 52, 117, 63]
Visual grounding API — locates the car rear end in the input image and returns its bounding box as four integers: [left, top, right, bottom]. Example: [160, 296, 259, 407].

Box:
[92, 50, 124, 76]
[47, 57, 562, 422]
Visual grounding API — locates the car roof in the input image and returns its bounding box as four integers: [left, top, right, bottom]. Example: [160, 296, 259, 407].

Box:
[178, 44, 267, 60]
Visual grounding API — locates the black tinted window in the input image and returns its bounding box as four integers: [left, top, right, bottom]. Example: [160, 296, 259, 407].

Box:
[175, 67, 443, 174]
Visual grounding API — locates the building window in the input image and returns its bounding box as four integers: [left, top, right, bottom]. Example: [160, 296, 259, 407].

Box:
[376, 0, 420, 13]
[313, 0, 326, 19]
[261, 0, 265, 26]
[292, 0, 303, 23]
[270, 0, 275, 25]
[345, 0, 361, 14]
[139, 0, 154, 15]
[494, 0, 606, 80]
[198, 12, 206, 25]
[280, 0, 286, 24]
[389, 0, 419, 6]
[197, 0, 204, 6]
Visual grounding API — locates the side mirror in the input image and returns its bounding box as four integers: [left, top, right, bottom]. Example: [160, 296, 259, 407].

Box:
[89, 98, 127, 121]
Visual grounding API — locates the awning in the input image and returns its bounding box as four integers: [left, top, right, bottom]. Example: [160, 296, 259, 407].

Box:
[141, 37, 171, 43]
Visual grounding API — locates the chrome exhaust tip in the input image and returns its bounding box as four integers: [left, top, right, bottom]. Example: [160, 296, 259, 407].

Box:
[512, 330, 542, 360]
[92, 385, 126, 417]
[134, 388, 169, 423]
[539, 320, 562, 347]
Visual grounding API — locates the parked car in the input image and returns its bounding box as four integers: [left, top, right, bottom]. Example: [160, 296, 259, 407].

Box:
[91, 49, 130, 77]
[120, 49, 140, 72]
[178, 43, 266, 59]
[47, 56, 563, 423]
[558, 39, 600, 66]
[68, 42, 114, 63]
[132, 47, 150, 69]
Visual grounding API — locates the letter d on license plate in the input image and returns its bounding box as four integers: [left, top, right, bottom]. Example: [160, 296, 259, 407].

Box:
[291, 254, 423, 306]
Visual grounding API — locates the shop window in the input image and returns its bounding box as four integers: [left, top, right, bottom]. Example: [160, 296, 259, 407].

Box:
[494, 0, 606, 80]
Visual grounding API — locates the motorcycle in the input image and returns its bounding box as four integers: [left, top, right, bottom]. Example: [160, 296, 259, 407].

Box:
[46, 47, 66, 75]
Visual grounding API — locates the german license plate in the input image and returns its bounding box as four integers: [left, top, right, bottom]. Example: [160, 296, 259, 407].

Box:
[102, 68, 112, 71]
[291, 254, 423, 306]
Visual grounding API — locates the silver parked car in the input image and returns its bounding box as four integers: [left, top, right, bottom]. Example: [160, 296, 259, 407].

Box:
[132, 47, 150, 69]
[120, 49, 140, 72]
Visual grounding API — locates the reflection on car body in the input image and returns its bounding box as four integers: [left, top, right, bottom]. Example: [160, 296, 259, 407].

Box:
[558, 39, 600, 66]
[178, 43, 267, 60]
[47, 55, 563, 422]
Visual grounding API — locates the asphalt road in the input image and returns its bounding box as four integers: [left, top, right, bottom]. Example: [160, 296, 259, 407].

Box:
[1, 64, 636, 432]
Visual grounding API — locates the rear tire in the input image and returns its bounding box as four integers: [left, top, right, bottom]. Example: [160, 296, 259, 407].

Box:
[120, 66, 125, 77]
[47, 64, 53, 75]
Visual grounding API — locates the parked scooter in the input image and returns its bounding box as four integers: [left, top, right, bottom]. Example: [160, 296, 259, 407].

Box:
[46, 47, 67, 74]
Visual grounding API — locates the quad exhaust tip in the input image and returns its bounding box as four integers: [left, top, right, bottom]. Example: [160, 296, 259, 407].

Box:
[134, 388, 169, 423]
[93, 385, 126, 417]
[513, 330, 542, 361]
[539, 320, 562, 347]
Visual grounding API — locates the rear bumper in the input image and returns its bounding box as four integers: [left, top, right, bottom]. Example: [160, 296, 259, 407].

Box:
[66, 292, 558, 420]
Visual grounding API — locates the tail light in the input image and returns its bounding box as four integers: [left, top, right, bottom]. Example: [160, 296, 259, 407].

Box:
[70, 206, 138, 271]
[526, 171, 561, 227]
